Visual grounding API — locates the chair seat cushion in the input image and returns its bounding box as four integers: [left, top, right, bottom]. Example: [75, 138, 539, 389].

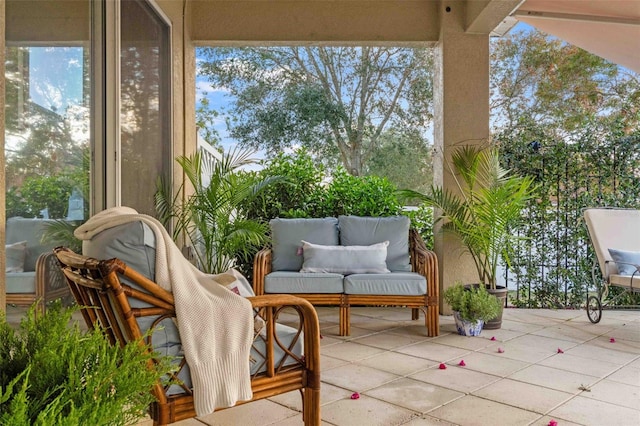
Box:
[5, 272, 36, 293]
[344, 272, 426, 295]
[251, 322, 304, 375]
[265, 271, 344, 294]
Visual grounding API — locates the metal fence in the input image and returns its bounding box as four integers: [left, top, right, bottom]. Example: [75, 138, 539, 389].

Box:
[501, 135, 640, 308]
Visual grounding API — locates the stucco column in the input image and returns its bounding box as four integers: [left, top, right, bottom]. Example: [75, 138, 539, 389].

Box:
[433, 2, 490, 314]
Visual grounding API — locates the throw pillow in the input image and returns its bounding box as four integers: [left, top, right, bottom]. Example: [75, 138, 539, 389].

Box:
[607, 248, 640, 276]
[300, 240, 390, 274]
[6, 241, 28, 273]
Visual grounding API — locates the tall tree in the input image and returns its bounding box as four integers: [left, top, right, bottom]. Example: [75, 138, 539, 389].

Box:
[198, 46, 433, 176]
[364, 128, 433, 194]
[490, 28, 640, 136]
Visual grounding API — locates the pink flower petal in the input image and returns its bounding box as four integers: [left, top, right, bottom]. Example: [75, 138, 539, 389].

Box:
[439, 363, 447, 369]
[350, 392, 360, 400]
[548, 420, 558, 426]
[609, 337, 616, 343]
[557, 348, 564, 354]
[497, 347, 505, 353]
[458, 360, 466, 366]
[490, 336, 496, 341]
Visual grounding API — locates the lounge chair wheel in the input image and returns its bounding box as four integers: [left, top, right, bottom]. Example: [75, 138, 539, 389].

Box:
[586, 295, 602, 324]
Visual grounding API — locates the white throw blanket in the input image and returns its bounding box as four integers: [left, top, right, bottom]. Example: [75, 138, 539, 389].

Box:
[74, 207, 254, 416]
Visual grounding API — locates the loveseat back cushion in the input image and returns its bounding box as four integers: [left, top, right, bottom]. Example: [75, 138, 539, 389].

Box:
[265, 271, 344, 294]
[338, 215, 411, 272]
[6, 217, 60, 272]
[344, 272, 426, 296]
[270, 217, 339, 271]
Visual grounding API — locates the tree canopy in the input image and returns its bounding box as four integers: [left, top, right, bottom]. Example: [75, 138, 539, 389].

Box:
[490, 29, 640, 137]
[198, 46, 434, 176]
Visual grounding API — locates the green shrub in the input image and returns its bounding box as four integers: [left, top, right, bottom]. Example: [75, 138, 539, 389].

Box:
[0, 304, 172, 425]
[403, 205, 434, 250]
[443, 283, 501, 322]
[242, 150, 325, 221]
[316, 168, 402, 217]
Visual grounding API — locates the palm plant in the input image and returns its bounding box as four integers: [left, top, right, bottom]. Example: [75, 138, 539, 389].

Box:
[401, 144, 535, 289]
[156, 147, 278, 274]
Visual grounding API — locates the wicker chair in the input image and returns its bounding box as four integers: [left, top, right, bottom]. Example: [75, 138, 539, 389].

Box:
[54, 247, 321, 425]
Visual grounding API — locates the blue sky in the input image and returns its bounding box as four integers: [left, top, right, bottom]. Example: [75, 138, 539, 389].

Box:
[29, 47, 84, 114]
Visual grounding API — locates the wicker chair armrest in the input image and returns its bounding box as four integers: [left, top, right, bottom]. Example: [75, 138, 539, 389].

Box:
[248, 294, 320, 381]
[253, 248, 273, 295]
[409, 229, 439, 302]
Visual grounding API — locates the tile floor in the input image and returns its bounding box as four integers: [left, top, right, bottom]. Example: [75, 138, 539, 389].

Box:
[6, 305, 639, 425]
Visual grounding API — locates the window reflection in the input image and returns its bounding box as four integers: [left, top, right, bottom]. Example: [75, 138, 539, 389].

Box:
[120, 0, 171, 217]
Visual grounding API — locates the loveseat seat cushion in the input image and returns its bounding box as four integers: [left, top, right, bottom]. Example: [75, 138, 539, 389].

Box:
[265, 271, 344, 294]
[338, 215, 412, 272]
[344, 272, 426, 296]
[270, 217, 339, 271]
[6, 272, 37, 293]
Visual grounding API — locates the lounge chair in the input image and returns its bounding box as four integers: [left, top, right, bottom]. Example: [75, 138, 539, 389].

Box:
[583, 207, 640, 323]
[54, 246, 321, 425]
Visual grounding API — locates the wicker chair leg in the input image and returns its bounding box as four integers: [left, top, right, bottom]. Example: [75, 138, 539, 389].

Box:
[411, 308, 419, 320]
[425, 305, 439, 337]
[339, 298, 350, 336]
[303, 387, 321, 426]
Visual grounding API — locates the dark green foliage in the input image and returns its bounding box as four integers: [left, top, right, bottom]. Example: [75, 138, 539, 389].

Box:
[403, 205, 434, 250]
[241, 150, 326, 221]
[316, 168, 402, 217]
[0, 304, 171, 425]
[242, 150, 403, 221]
[6, 173, 76, 219]
[498, 121, 640, 308]
[443, 283, 501, 322]
[364, 129, 433, 194]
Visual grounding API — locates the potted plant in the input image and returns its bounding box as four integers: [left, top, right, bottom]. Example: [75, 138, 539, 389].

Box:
[443, 282, 501, 336]
[400, 144, 535, 329]
[155, 147, 280, 274]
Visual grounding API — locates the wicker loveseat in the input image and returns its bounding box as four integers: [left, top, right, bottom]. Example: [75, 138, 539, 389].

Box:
[253, 215, 439, 337]
[5, 217, 70, 312]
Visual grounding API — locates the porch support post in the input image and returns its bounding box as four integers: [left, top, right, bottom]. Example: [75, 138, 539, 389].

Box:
[433, 1, 490, 314]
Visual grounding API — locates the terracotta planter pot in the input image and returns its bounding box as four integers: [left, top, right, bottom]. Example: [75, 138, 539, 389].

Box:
[483, 286, 508, 330]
